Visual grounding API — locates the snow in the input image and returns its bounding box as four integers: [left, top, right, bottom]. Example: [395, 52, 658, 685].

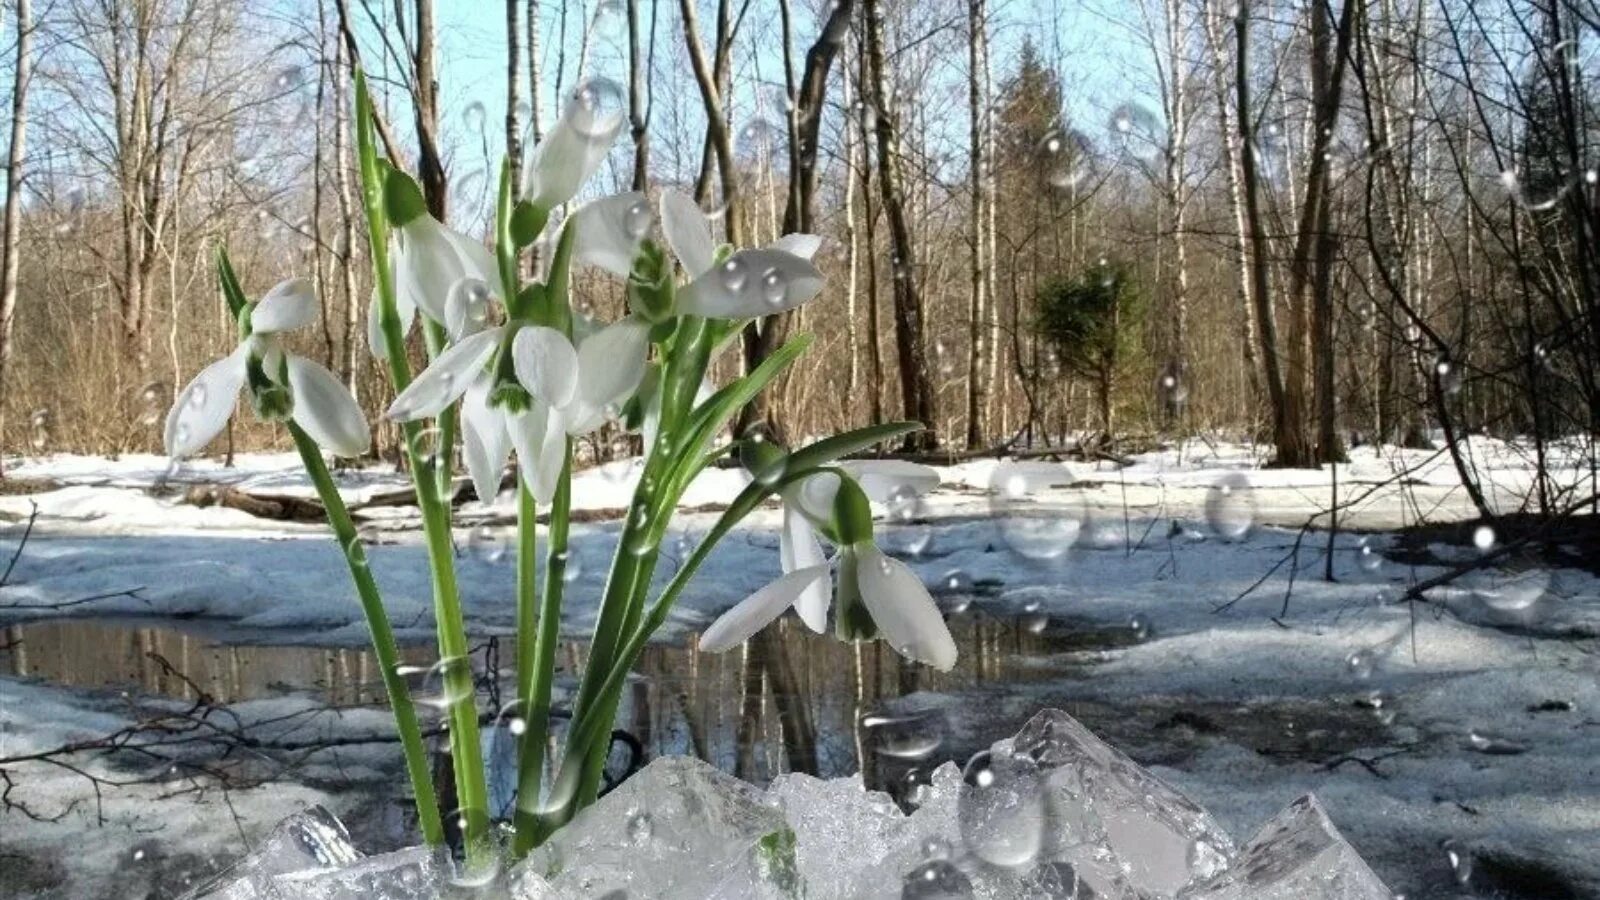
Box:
[2, 436, 1597, 897]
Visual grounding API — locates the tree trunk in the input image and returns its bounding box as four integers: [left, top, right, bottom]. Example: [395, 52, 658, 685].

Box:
[626, 0, 652, 191]
[333, 37, 360, 393]
[963, 0, 989, 448]
[863, 0, 937, 449]
[412, 0, 448, 221]
[0, 0, 30, 475]
[526, 0, 544, 143]
[506, 0, 524, 198]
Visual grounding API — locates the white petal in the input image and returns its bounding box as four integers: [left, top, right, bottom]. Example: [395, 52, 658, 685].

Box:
[699, 565, 833, 653]
[251, 277, 318, 333]
[445, 277, 494, 342]
[768, 233, 822, 261]
[368, 268, 417, 361]
[557, 399, 608, 436]
[461, 375, 511, 503]
[253, 335, 287, 384]
[781, 505, 832, 633]
[841, 460, 942, 503]
[512, 325, 580, 408]
[574, 191, 649, 277]
[677, 248, 824, 319]
[853, 544, 958, 671]
[787, 469, 842, 529]
[660, 189, 716, 276]
[506, 402, 563, 503]
[522, 96, 623, 209]
[287, 355, 370, 457]
[399, 219, 459, 322]
[442, 226, 499, 287]
[576, 316, 650, 410]
[386, 325, 504, 421]
[165, 343, 248, 458]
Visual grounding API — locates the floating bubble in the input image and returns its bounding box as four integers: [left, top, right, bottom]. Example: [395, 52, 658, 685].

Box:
[1021, 600, 1048, 634]
[1471, 565, 1550, 615]
[1039, 128, 1096, 190]
[1356, 536, 1383, 573]
[958, 748, 1045, 868]
[1204, 472, 1255, 541]
[1496, 166, 1573, 212]
[1129, 614, 1150, 640]
[901, 860, 974, 899]
[407, 655, 477, 713]
[468, 525, 506, 563]
[1466, 730, 1528, 756]
[462, 101, 487, 134]
[1435, 355, 1463, 396]
[861, 709, 945, 760]
[988, 461, 1084, 561]
[1345, 648, 1376, 680]
[591, 0, 626, 37]
[1156, 363, 1189, 414]
[1443, 838, 1474, 886]
[624, 197, 652, 240]
[902, 767, 934, 809]
[1472, 524, 1495, 553]
[569, 78, 625, 136]
[738, 118, 780, 160]
[28, 407, 51, 451]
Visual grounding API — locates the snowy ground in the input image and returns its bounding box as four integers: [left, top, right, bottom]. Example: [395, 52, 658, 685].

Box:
[1, 436, 1597, 898]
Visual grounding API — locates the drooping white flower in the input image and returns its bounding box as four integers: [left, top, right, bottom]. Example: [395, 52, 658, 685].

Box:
[657, 188, 825, 320]
[166, 278, 369, 459]
[700, 462, 956, 671]
[392, 215, 498, 325]
[512, 314, 652, 437]
[522, 83, 626, 211]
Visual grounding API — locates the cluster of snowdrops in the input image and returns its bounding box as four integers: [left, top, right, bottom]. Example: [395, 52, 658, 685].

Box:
[157, 74, 957, 866]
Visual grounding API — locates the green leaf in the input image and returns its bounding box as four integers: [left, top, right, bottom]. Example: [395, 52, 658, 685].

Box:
[510, 200, 546, 248]
[680, 332, 814, 459]
[755, 828, 803, 897]
[215, 247, 250, 322]
[383, 168, 428, 228]
[786, 421, 924, 471]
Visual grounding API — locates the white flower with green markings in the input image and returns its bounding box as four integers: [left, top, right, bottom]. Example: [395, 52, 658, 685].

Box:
[166, 277, 369, 459]
[700, 455, 956, 671]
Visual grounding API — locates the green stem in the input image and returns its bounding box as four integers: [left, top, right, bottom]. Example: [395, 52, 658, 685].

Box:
[354, 71, 491, 861]
[511, 445, 572, 856]
[287, 423, 444, 846]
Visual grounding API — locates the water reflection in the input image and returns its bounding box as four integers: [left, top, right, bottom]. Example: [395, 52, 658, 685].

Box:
[2, 613, 1134, 786]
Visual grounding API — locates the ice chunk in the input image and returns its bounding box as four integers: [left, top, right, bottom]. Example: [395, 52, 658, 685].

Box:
[269, 845, 445, 899]
[1179, 794, 1392, 900]
[1012, 709, 1236, 897]
[506, 756, 793, 899]
[767, 772, 912, 896]
[181, 805, 362, 900]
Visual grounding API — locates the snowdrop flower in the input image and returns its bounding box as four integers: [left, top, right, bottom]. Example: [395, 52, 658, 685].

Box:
[658, 189, 825, 319]
[522, 82, 626, 211]
[384, 193, 654, 503]
[166, 278, 369, 459]
[391, 213, 498, 327]
[700, 461, 956, 671]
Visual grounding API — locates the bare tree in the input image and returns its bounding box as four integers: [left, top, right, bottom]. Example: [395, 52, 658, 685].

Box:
[0, 0, 32, 476]
[506, 0, 524, 195]
[964, 0, 990, 448]
[863, 0, 937, 449]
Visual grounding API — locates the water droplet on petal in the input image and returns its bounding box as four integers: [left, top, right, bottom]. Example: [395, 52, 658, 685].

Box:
[624, 198, 652, 239]
[720, 257, 749, 292]
[759, 268, 787, 306]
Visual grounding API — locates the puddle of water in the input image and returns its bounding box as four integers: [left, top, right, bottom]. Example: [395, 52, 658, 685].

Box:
[2, 613, 1134, 784]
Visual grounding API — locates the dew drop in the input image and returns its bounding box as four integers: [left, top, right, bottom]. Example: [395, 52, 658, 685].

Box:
[719, 257, 749, 292]
[624, 198, 652, 240]
[759, 268, 787, 306]
[569, 78, 625, 136]
[958, 749, 1044, 868]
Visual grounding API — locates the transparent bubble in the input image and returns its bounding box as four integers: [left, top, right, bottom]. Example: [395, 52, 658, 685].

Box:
[28, 407, 51, 451]
[884, 485, 933, 558]
[719, 257, 749, 292]
[625, 809, 653, 844]
[1466, 730, 1528, 756]
[988, 461, 1084, 561]
[569, 78, 626, 136]
[445, 838, 501, 889]
[560, 550, 583, 584]
[1435, 355, 1463, 396]
[592, 0, 626, 37]
[407, 655, 477, 714]
[738, 118, 780, 160]
[461, 101, 487, 134]
[1020, 600, 1048, 634]
[902, 766, 934, 809]
[1204, 472, 1255, 541]
[1472, 524, 1495, 553]
[901, 859, 974, 899]
[861, 708, 945, 760]
[1496, 166, 1572, 212]
[134, 382, 170, 426]
[468, 525, 506, 563]
[412, 426, 446, 472]
[759, 267, 787, 306]
[1039, 128, 1096, 190]
[1443, 838, 1474, 886]
[958, 749, 1044, 868]
[1107, 101, 1161, 151]
[1129, 613, 1150, 640]
[1471, 566, 1550, 615]
[1156, 363, 1189, 413]
[1356, 536, 1383, 573]
[624, 198, 652, 240]
[1345, 648, 1376, 679]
